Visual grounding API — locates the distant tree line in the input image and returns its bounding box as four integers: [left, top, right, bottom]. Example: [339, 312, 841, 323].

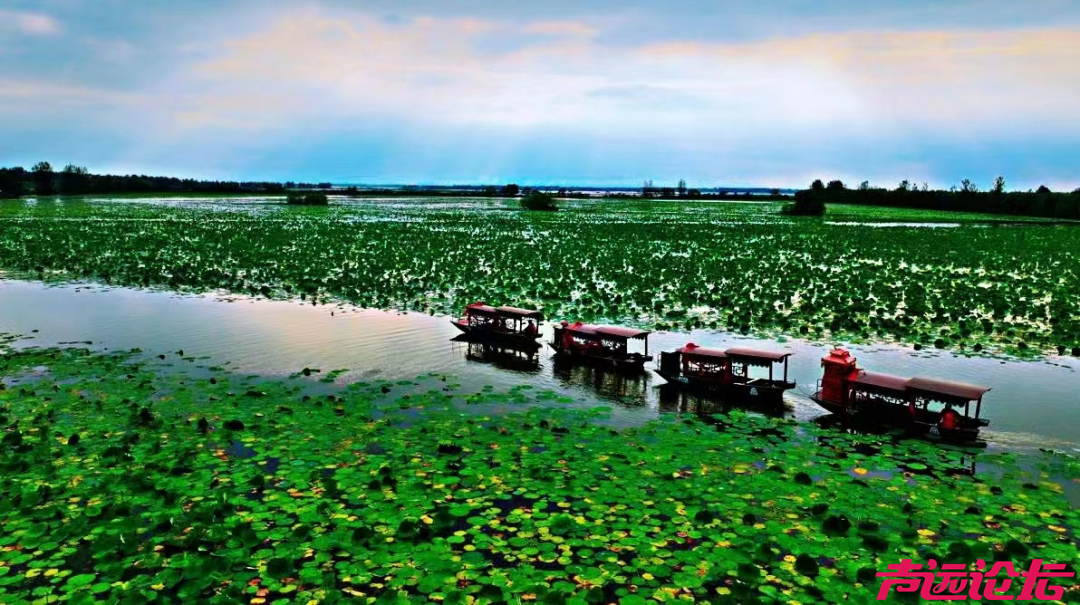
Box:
[284, 182, 334, 190]
[0, 162, 286, 198]
[340, 182, 790, 201]
[639, 179, 787, 200]
[789, 178, 1080, 220]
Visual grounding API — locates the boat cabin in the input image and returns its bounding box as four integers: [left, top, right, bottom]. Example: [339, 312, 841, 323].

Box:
[725, 347, 793, 385]
[670, 344, 730, 379]
[656, 343, 795, 401]
[906, 377, 992, 439]
[454, 302, 543, 338]
[492, 305, 544, 335]
[907, 377, 991, 423]
[814, 347, 991, 443]
[551, 321, 653, 370]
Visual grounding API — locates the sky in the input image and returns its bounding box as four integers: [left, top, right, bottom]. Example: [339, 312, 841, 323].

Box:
[1, 0, 1078, 189]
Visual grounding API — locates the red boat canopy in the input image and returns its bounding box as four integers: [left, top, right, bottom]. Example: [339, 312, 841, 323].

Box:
[677, 343, 728, 359]
[495, 306, 544, 320]
[565, 322, 599, 336]
[852, 371, 910, 394]
[725, 347, 792, 365]
[563, 323, 649, 341]
[465, 302, 543, 320]
[594, 326, 651, 340]
[907, 377, 991, 402]
[463, 302, 500, 317]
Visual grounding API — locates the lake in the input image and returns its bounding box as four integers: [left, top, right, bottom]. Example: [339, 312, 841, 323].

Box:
[2, 278, 1077, 451]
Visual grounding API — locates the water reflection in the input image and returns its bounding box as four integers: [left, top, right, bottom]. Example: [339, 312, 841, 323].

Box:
[812, 420, 981, 477]
[1, 278, 1078, 450]
[451, 335, 541, 374]
[824, 221, 961, 228]
[947, 455, 978, 478]
[658, 384, 789, 418]
[551, 358, 652, 408]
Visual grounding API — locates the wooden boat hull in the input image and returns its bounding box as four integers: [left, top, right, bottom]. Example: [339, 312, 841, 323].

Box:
[810, 393, 986, 446]
[655, 370, 793, 404]
[548, 342, 651, 373]
[451, 319, 540, 348]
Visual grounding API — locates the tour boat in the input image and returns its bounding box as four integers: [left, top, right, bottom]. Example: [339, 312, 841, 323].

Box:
[550, 321, 653, 372]
[451, 302, 543, 347]
[654, 343, 795, 404]
[811, 348, 991, 445]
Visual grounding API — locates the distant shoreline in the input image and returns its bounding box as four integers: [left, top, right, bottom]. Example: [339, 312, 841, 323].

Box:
[5, 189, 796, 202]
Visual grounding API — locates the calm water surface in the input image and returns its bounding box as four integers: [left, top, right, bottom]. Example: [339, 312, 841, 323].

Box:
[1, 279, 1077, 451]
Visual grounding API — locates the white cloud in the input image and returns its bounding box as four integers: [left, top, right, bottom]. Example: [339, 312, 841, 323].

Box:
[162, 10, 876, 140]
[6, 5, 1076, 187]
[152, 8, 1079, 144]
[521, 21, 598, 38]
[0, 10, 61, 35]
[0, 79, 141, 110]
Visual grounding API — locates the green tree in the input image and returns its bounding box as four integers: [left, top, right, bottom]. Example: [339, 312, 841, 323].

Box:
[519, 190, 559, 211]
[826, 180, 845, 191]
[992, 176, 1006, 195]
[502, 184, 520, 197]
[32, 161, 54, 196]
[0, 167, 27, 198]
[784, 180, 827, 216]
[286, 192, 329, 206]
[60, 164, 91, 195]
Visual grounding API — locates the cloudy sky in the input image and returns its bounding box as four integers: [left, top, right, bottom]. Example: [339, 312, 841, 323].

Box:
[1, 0, 1078, 189]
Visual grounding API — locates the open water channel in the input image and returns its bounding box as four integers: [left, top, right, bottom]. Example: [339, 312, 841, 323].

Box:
[1, 278, 1078, 452]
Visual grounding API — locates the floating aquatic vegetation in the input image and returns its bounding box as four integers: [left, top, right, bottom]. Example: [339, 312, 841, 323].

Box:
[1, 198, 1078, 356]
[0, 345, 1077, 603]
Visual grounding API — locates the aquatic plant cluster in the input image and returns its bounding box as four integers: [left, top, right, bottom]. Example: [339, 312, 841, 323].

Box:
[0, 344, 1077, 604]
[0, 198, 1078, 355]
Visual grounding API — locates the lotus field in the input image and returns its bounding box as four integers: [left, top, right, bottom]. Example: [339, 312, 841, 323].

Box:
[0, 343, 1077, 604]
[1, 197, 1078, 357]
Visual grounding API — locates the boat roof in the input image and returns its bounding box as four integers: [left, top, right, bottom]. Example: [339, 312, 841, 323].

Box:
[464, 303, 500, 316]
[677, 344, 728, 360]
[725, 347, 792, 364]
[495, 306, 543, 319]
[565, 324, 650, 340]
[852, 371, 910, 393]
[907, 376, 991, 401]
[595, 326, 651, 340]
[565, 323, 598, 335]
[465, 302, 542, 319]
